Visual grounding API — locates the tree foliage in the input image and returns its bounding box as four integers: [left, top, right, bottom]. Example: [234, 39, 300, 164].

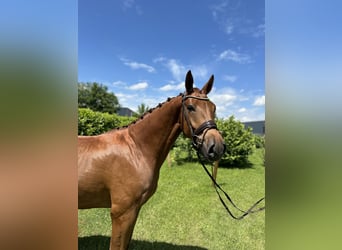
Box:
[135, 103, 150, 117]
[78, 82, 120, 114]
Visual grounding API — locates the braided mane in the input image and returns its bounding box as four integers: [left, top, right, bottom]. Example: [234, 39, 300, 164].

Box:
[108, 93, 184, 132]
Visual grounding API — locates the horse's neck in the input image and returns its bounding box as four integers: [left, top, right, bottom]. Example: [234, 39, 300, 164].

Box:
[128, 96, 182, 167]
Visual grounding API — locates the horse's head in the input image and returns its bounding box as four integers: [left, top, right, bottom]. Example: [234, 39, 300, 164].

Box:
[180, 70, 226, 161]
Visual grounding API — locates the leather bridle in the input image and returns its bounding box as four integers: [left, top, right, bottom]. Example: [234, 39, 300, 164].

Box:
[181, 94, 218, 151]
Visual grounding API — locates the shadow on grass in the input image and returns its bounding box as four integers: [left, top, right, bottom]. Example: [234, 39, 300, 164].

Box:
[78, 236, 110, 250]
[173, 158, 253, 169]
[78, 236, 208, 250]
[218, 159, 253, 169]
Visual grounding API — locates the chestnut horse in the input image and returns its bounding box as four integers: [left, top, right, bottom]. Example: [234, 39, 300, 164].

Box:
[78, 71, 225, 250]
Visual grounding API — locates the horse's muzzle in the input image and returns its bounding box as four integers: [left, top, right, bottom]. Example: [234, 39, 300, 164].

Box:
[201, 134, 226, 161]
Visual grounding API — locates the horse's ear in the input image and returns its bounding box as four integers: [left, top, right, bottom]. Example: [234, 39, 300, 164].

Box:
[201, 74, 214, 94]
[185, 70, 194, 94]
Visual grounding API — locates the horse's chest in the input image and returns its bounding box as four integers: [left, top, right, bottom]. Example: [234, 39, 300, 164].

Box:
[132, 167, 160, 205]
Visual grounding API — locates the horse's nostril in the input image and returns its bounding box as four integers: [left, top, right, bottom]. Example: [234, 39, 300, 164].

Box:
[208, 143, 215, 157]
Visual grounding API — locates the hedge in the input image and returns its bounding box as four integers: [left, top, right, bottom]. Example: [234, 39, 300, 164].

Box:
[78, 108, 135, 135]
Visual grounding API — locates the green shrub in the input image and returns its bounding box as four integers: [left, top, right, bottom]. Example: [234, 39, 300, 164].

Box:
[172, 135, 197, 163]
[216, 116, 255, 166]
[254, 134, 265, 148]
[78, 108, 135, 136]
[116, 115, 136, 127]
[253, 135, 265, 165]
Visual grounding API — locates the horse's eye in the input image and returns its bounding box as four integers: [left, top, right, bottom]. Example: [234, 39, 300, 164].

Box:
[187, 105, 195, 112]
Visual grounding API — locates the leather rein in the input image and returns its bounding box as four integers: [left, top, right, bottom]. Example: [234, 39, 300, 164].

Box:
[181, 94, 265, 220]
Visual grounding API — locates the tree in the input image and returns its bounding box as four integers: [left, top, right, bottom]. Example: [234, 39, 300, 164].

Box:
[78, 82, 120, 114]
[135, 103, 150, 117]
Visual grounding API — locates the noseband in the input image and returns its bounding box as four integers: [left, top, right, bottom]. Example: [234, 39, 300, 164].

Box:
[181, 94, 218, 151]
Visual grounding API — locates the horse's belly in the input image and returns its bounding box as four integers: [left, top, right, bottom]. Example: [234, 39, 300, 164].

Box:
[78, 184, 111, 209]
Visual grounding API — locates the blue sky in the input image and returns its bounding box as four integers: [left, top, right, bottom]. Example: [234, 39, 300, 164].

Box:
[79, 0, 264, 121]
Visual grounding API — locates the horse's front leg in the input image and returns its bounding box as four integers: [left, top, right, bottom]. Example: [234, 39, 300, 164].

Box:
[109, 205, 140, 250]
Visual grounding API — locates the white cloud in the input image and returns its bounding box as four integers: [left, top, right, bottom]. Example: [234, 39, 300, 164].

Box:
[210, 87, 237, 106]
[120, 58, 155, 73]
[115, 92, 138, 111]
[212, 93, 237, 103]
[155, 57, 209, 82]
[192, 65, 209, 80]
[152, 57, 185, 81]
[160, 81, 184, 91]
[122, 0, 135, 9]
[218, 49, 252, 64]
[112, 80, 127, 87]
[239, 116, 255, 122]
[166, 59, 186, 81]
[238, 107, 247, 113]
[210, 2, 239, 36]
[252, 24, 265, 38]
[224, 22, 234, 34]
[206, 87, 265, 120]
[116, 91, 167, 113]
[127, 81, 148, 90]
[142, 97, 165, 108]
[211, 1, 229, 22]
[238, 23, 265, 38]
[223, 74, 237, 83]
[159, 84, 174, 91]
[116, 92, 136, 99]
[211, 2, 264, 39]
[238, 113, 265, 122]
[210, 90, 238, 118]
[121, 0, 143, 15]
[115, 92, 138, 107]
[230, 105, 265, 122]
[153, 56, 166, 63]
[253, 95, 265, 106]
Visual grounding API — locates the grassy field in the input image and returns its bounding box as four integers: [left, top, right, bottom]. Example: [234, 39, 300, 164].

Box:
[78, 149, 265, 250]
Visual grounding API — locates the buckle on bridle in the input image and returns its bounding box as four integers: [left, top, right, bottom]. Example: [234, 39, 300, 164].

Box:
[192, 135, 203, 149]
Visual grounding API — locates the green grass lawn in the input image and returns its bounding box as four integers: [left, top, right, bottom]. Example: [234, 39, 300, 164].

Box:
[78, 149, 265, 250]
